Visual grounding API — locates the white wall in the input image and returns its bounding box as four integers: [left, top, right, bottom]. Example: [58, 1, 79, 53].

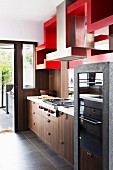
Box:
[0, 18, 44, 43]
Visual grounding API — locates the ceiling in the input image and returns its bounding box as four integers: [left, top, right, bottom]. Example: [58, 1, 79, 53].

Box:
[0, 0, 64, 22]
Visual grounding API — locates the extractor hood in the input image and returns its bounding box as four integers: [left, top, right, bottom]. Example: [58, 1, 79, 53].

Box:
[46, 0, 87, 61]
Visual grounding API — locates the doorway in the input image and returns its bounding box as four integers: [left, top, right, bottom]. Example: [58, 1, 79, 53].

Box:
[0, 43, 14, 133]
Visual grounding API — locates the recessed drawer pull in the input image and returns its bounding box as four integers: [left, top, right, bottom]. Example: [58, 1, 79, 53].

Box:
[47, 132, 51, 135]
[48, 120, 50, 123]
[79, 117, 102, 125]
[34, 123, 35, 125]
[86, 152, 92, 158]
[59, 139, 64, 144]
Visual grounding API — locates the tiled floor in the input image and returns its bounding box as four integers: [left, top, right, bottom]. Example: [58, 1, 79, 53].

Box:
[0, 131, 74, 170]
[0, 108, 14, 131]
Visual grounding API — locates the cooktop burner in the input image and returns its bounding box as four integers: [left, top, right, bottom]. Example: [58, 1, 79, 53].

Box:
[43, 98, 74, 106]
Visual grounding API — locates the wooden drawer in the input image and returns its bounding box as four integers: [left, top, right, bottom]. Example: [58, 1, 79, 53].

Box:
[40, 110, 58, 123]
[32, 102, 39, 113]
[43, 119, 58, 150]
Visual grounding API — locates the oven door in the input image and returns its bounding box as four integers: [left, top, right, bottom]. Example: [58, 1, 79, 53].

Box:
[79, 116, 102, 138]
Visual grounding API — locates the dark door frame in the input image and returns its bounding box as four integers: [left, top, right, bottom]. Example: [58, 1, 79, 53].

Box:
[0, 40, 37, 132]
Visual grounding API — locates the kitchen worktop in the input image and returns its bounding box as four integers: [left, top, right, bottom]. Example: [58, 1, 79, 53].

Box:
[27, 96, 74, 116]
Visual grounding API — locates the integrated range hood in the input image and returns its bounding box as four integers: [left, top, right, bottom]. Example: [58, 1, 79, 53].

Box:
[46, 0, 87, 61]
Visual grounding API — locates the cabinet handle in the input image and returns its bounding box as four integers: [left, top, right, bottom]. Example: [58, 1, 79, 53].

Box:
[34, 123, 35, 125]
[86, 152, 92, 158]
[33, 112, 35, 114]
[65, 114, 68, 119]
[61, 112, 64, 115]
[47, 132, 51, 135]
[48, 119, 50, 123]
[33, 102, 35, 104]
[59, 139, 64, 144]
[48, 114, 50, 116]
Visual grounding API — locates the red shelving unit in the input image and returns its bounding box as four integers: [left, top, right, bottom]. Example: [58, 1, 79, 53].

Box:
[36, 43, 61, 69]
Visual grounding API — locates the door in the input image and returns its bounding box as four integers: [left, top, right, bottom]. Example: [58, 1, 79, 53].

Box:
[0, 43, 15, 132]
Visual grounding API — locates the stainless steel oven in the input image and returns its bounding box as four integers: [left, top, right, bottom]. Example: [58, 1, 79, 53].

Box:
[79, 98, 102, 139]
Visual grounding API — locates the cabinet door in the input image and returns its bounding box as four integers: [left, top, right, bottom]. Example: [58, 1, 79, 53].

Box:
[58, 112, 74, 165]
[28, 101, 33, 130]
[80, 147, 102, 170]
[43, 117, 58, 150]
[64, 114, 74, 164]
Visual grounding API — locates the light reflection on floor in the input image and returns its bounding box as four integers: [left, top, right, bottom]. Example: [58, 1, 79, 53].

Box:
[0, 108, 14, 132]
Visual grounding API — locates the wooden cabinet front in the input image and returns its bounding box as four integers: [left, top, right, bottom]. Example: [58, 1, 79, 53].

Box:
[27, 101, 74, 165]
[80, 147, 102, 170]
[58, 112, 74, 164]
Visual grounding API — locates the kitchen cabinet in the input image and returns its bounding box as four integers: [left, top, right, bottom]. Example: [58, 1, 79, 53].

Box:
[58, 112, 74, 164]
[27, 100, 74, 165]
[36, 44, 61, 70]
[27, 101, 39, 133]
[80, 147, 102, 170]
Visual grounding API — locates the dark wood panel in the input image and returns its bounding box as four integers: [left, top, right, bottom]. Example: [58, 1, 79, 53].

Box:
[80, 147, 102, 170]
[36, 70, 49, 94]
[61, 62, 68, 98]
[49, 69, 61, 97]
[58, 112, 74, 164]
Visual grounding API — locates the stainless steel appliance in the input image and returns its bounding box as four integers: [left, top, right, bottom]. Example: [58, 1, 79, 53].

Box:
[39, 98, 74, 117]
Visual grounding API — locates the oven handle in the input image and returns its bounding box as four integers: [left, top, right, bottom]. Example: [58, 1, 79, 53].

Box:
[79, 117, 102, 125]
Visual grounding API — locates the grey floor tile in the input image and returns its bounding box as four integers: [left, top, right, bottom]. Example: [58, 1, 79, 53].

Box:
[2, 150, 57, 170]
[58, 165, 74, 170]
[0, 130, 73, 170]
[0, 139, 37, 159]
[22, 130, 37, 139]
[30, 137, 49, 150]
[50, 155, 70, 168]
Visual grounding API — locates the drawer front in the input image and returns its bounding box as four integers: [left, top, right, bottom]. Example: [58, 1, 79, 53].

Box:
[40, 110, 58, 123]
[32, 102, 39, 113]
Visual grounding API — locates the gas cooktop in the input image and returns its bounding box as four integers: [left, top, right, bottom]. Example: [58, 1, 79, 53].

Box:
[43, 98, 74, 106]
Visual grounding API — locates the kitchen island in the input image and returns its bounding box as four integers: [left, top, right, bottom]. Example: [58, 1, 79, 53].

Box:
[27, 96, 74, 165]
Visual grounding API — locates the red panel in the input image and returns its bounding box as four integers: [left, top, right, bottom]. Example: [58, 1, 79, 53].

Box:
[87, 0, 113, 32]
[45, 27, 57, 49]
[72, 47, 87, 56]
[87, 49, 113, 56]
[36, 51, 46, 65]
[94, 35, 109, 42]
[69, 60, 83, 68]
[46, 61, 61, 69]
[67, 0, 87, 15]
[91, 0, 112, 24]
[44, 16, 56, 28]
[36, 44, 46, 51]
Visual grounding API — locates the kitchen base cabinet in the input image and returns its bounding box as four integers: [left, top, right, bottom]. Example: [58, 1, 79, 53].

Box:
[58, 112, 74, 164]
[80, 147, 102, 170]
[27, 101, 74, 165]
